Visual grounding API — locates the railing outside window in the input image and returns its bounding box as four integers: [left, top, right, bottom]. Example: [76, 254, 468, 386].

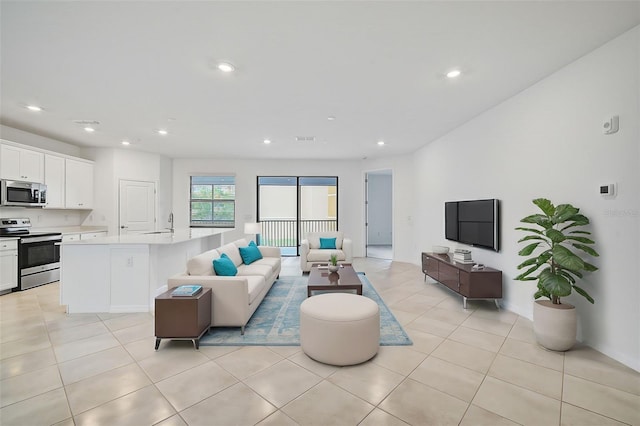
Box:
[260, 219, 337, 247]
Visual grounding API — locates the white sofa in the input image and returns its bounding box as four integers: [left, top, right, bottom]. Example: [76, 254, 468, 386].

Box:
[300, 231, 353, 272]
[167, 238, 281, 334]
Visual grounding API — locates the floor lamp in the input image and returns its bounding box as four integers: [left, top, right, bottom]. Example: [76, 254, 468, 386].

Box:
[244, 222, 262, 245]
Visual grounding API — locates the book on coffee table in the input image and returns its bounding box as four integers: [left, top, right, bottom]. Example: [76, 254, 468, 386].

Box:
[171, 285, 203, 297]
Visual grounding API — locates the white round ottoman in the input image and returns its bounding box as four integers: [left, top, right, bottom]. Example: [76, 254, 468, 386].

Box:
[300, 293, 380, 366]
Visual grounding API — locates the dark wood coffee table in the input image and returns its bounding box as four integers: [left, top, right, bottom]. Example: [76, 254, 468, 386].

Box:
[307, 264, 363, 297]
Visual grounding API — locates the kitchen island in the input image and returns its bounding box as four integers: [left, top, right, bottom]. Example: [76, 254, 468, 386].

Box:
[60, 228, 231, 313]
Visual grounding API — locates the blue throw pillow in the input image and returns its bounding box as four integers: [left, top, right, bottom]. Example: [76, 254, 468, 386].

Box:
[319, 237, 337, 249]
[239, 242, 263, 265]
[213, 253, 238, 276]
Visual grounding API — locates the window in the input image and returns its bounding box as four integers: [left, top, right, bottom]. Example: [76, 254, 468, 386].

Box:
[190, 176, 235, 227]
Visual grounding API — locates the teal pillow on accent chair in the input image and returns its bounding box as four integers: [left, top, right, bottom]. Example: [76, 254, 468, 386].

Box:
[239, 241, 263, 265]
[213, 253, 238, 276]
[319, 237, 337, 249]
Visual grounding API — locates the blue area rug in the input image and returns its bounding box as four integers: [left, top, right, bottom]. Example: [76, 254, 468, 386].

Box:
[199, 274, 413, 346]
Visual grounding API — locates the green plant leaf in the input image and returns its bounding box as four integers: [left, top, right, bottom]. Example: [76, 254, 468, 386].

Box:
[533, 198, 555, 216]
[539, 269, 572, 297]
[568, 230, 591, 235]
[573, 243, 600, 257]
[518, 242, 541, 256]
[518, 235, 548, 243]
[521, 214, 553, 229]
[583, 262, 599, 272]
[559, 270, 577, 284]
[533, 289, 550, 300]
[560, 215, 589, 231]
[565, 236, 595, 244]
[553, 204, 580, 223]
[545, 229, 565, 243]
[515, 264, 543, 280]
[517, 257, 539, 269]
[552, 245, 584, 271]
[562, 268, 583, 280]
[572, 285, 595, 304]
[515, 227, 544, 235]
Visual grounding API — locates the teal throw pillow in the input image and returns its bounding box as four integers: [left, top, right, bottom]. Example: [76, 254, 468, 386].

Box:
[213, 253, 238, 276]
[319, 237, 337, 249]
[239, 242, 263, 265]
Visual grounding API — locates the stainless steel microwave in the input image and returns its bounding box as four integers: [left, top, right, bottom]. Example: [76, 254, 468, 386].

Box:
[0, 180, 47, 207]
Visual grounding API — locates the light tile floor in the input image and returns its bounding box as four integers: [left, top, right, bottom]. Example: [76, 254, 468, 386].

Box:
[1, 257, 639, 426]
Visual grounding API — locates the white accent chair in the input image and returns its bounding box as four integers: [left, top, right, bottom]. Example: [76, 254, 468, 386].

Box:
[300, 231, 353, 272]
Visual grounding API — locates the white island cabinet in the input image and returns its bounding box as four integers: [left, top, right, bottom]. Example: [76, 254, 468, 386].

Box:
[60, 228, 231, 313]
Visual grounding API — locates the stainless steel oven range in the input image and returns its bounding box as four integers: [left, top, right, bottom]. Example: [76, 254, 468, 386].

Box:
[0, 218, 62, 290]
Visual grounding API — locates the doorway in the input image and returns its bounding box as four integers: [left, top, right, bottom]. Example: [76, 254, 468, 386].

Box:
[118, 180, 156, 235]
[365, 170, 392, 259]
[257, 176, 338, 256]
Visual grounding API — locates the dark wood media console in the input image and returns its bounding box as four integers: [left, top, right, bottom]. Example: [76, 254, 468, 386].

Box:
[422, 252, 502, 309]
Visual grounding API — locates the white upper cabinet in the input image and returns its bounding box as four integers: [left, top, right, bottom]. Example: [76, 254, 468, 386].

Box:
[0, 144, 44, 182]
[65, 158, 94, 209]
[44, 154, 65, 208]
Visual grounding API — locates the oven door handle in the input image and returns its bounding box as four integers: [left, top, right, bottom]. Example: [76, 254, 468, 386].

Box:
[54, 242, 62, 246]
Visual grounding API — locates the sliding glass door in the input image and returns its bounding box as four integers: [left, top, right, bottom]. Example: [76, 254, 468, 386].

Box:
[258, 176, 338, 256]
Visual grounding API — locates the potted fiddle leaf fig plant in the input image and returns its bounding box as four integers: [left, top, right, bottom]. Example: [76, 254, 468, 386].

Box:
[515, 198, 599, 351]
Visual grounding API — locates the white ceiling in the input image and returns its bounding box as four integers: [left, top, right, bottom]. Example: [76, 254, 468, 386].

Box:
[1, 1, 639, 160]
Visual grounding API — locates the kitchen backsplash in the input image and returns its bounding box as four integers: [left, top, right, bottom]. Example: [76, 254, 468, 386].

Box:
[0, 207, 93, 228]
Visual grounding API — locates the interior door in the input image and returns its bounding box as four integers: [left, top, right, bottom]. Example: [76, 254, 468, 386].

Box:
[365, 170, 393, 259]
[119, 180, 156, 235]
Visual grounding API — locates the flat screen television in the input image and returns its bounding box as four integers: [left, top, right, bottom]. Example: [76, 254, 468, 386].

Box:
[445, 199, 500, 252]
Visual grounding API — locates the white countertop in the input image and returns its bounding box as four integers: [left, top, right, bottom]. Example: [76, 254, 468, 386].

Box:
[61, 227, 232, 245]
[0, 236, 19, 241]
[31, 226, 109, 235]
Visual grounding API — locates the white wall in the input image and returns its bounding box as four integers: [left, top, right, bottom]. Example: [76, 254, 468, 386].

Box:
[1, 125, 83, 157]
[411, 26, 640, 370]
[83, 148, 172, 235]
[172, 158, 364, 254]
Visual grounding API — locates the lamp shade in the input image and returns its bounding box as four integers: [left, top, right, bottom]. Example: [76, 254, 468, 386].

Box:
[244, 222, 262, 234]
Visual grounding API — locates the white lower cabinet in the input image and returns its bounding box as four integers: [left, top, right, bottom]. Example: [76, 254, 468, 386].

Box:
[62, 234, 80, 242]
[0, 240, 18, 292]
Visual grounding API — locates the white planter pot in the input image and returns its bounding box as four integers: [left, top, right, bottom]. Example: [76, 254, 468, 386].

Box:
[533, 300, 577, 351]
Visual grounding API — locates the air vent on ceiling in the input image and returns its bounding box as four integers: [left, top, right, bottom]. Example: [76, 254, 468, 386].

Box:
[295, 136, 315, 142]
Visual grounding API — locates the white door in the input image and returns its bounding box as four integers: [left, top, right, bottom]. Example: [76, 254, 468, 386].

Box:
[119, 180, 156, 235]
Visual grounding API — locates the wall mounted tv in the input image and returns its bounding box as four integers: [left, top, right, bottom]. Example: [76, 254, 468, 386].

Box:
[445, 199, 500, 252]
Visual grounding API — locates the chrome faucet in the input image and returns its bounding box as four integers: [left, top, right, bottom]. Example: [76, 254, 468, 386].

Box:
[168, 212, 174, 233]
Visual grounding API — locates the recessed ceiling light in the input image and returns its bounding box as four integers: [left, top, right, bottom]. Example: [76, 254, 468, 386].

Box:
[263, 139, 272, 144]
[446, 69, 461, 78]
[377, 141, 385, 146]
[121, 140, 130, 146]
[84, 127, 95, 133]
[26, 105, 42, 112]
[327, 116, 336, 121]
[158, 129, 168, 135]
[217, 62, 235, 73]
